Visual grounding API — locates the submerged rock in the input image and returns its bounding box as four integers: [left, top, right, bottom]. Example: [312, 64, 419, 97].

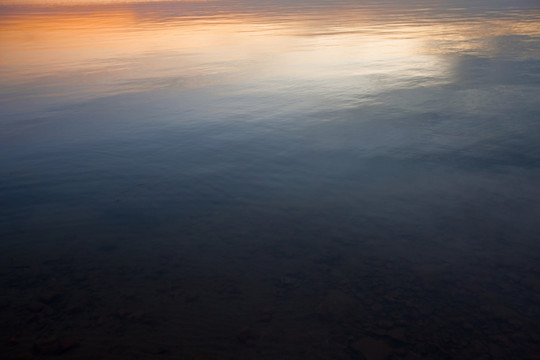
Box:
[237, 327, 259, 343]
[317, 290, 361, 321]
[38, 291, 61, 304]
[387, 328, 407, 342]
[9, 333, 22, 345]
[351, 337, 392, 360]
[15, 353, 34, 360]
[33, 336, 79, 355]
[27, 302, 44, 313]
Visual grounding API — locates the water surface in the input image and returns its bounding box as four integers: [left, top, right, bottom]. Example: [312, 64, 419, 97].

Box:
[1, 0, 540, 358]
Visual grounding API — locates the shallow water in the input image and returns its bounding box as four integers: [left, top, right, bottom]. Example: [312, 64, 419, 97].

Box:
[1, 0, 540, 358]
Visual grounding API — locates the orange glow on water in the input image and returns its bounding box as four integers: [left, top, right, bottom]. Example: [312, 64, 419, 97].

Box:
[1, 1, 539, 102]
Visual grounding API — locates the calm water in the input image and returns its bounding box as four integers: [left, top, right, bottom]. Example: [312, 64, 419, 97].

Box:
[1, 0, 540, 358]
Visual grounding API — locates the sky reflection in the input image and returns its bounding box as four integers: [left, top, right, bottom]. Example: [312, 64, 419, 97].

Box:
[1, 0, 539, 119]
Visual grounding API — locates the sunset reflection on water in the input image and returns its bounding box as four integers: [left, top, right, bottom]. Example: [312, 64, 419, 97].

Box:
[2, 0, 538, 111]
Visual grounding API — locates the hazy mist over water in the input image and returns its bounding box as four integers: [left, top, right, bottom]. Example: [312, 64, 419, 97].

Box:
[1, 0, 540, 358]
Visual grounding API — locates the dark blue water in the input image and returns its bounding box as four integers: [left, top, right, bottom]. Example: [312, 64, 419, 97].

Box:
[1, 0, 540, 358]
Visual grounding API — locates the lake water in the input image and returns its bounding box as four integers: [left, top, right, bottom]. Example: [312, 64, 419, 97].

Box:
[1, 0, 540, 358]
